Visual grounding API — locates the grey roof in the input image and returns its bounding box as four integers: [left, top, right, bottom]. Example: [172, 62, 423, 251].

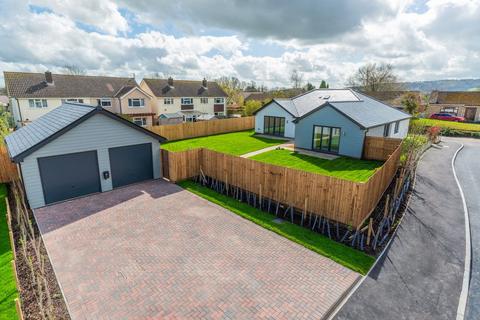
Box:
[159, 112, 182, 119]
[142, 78, 227, 97]
[4, 71, 136, 98]
[5, 102, 166, 162]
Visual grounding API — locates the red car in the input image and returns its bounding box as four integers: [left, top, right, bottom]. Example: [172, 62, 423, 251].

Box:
[429, 113, 465, 122]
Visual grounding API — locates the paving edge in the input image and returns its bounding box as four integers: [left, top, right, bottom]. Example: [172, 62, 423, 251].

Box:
[452, 143, 472, 320]
[323, 143, 432, 320]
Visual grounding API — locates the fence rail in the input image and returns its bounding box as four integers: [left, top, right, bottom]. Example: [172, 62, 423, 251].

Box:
[162, 139, 402, 228]
[148, 116, 255, 141]
[0, 145, 18, 183]
[363, 136, 403, 161]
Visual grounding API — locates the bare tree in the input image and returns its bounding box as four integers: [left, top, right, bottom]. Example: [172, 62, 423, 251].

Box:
[216, 76, 245, 106]
[63, 64, 86, 75]
[290, 69, 304, 89]
[347, 63, 403, 91]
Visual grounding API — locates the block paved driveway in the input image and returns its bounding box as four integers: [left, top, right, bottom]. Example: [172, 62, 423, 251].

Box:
[34, 179, 359, 319]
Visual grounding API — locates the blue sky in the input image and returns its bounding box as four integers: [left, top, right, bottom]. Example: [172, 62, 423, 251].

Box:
[0, 0, 479, 88]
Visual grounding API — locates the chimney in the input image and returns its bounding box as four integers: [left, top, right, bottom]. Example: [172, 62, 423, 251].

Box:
[202, 78, 207, 88]
[45, 71, 54, 85]
[168, 76, 174, 87]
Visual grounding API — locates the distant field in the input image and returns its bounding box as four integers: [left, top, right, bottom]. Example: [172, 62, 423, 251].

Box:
[161, 130, 283, 155]
[412, 118, 480, 132]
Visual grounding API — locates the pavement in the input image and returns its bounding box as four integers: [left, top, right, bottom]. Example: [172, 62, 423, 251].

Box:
[335, 139, 466, 320]
[34, 179, 359, 319]
[240, 141, 293, 158]
[449, 137, 480, 320]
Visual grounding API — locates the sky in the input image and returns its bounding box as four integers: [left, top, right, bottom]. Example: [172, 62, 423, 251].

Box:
[0, 0, 479, 88]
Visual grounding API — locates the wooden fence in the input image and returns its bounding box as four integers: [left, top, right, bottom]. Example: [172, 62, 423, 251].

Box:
[148, 117, 255, 141]
[162, 140, 402, 228]
[363, 136, 403, 161]
[0, 145, 18, 183]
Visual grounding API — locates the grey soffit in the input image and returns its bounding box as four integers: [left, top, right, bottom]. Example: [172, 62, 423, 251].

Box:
[4, 71, 136, 98]
[5, 103, 166, 162]
[142, 78, 228, 97]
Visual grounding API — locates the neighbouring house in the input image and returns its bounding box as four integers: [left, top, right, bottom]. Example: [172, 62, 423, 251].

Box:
[158, 112, 183, 125]
[428, 91, 480, 121]
[242, 88, 304, 103]
[363, 91, 426, 111]
[4, 71, 157, 127]
[254, 89, 411, 158]
[4, 102, 166, 209]
[140, 77, 228, 121]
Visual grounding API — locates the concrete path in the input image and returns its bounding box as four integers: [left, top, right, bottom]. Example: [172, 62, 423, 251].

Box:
[35, 179, 359, 319]
[335, 140, 466, 320]
[240, 141, 292, 158]
[450, 137, 480, 320]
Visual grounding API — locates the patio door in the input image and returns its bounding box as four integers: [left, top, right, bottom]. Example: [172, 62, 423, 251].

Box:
[264, 116, 285, 136]
[313, 126, 341, 154]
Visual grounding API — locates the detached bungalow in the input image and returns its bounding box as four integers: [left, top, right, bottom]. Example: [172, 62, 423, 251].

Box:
[254, 89, 411, 158]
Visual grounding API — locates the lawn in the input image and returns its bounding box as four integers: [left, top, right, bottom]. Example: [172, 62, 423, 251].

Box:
[412, 118, 480, 132]
[161, 130, 284, 155]
[250, 149, 383, 183]
[0, 184, 19, 320]
[179, 180, 375, 275]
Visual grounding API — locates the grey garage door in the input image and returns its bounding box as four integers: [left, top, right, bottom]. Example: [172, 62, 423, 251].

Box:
[108, 143, 153, 188]
[38, 151, 101, 205]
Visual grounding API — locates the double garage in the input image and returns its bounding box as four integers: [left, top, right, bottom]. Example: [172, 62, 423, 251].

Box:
[5, 103, 165, 209]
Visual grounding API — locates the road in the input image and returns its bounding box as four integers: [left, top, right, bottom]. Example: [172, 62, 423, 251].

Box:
[451, 137, 480, 319]
[335, 139, 467, 320]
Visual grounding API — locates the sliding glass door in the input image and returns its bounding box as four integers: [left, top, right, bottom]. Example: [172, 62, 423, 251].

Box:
[313, 126, 341, 154]
[264, 116, 285, 137]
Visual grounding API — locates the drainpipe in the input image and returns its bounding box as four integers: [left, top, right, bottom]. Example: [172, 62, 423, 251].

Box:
[118, 97, 123, 114]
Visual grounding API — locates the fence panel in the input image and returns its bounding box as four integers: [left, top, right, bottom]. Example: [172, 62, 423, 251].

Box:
[149, 117, 255, 141]
[161, 139, 402, 228]
[363, 136, 402, 161]
[0, 145, 18, 183]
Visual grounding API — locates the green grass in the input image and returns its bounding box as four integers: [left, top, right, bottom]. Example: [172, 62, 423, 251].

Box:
[161, 130, 284, 155]
[0, 184, 19, 320]
[412, 118, 480, 132]
[250, 149, 383, 183]
[179, 180, 375, 274]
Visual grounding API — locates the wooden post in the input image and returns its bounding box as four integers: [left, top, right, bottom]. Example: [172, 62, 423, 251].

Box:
[259, 184, 262, 208]
[367, 218, 373, 246]
[383, 194, 390, 218]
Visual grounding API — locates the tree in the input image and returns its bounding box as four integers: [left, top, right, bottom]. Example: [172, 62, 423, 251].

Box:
[243, 100, 262, 116]
[401, 93, 419, 115]
[305, 82, 315, 91]
[216, 76, 245, 107]
[245, 81, 257, 92]
[63, 64, 86, 75]
[320, 80, 329, 88]
[290, 69, 304, 89]
[347, 63, 403, 92]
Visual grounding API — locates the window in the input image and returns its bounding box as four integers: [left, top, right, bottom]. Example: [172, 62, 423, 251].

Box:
[394, 121, 400, 134]
[132, 117, 147, 126]
[263, 116, 285, 137]
[384, 123, 391, 137]
[214, 97, 225, 104]
[128, 98, 145, 107]
[164, 98, 173, 105]
[200, 97, 208, 104]
[215, 112, 224, 116]
[312, 126, 341, 154]
[440, 107, 458, 115]
[99, 98, 111, 107]
[28, 99, 48, 108]
[181, 97, 193, 105]
[62, 98, 84, 103]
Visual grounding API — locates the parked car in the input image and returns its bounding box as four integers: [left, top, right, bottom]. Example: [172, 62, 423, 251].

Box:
[429, 113, 465, 122]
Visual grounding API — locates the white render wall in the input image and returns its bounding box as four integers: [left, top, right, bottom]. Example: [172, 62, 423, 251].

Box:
[254, 101, 296, 138]
[152, 97, 225, 116]
[366, 119, 410, 139]
[20, 113, 161, 209]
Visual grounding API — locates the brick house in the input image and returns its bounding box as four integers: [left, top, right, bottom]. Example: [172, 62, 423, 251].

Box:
[428, 91, 480, 122]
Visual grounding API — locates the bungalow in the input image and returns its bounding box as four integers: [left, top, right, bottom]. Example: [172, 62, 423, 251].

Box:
[428, 91, 480, 122]
[254, 89, 411, 158]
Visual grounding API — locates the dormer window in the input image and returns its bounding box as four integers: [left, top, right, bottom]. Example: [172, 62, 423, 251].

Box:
[214, 97, 224, 104]
[128, 98, 145, 108]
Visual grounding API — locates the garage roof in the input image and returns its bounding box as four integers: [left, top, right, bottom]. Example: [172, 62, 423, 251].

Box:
[5, 103, 166, 162]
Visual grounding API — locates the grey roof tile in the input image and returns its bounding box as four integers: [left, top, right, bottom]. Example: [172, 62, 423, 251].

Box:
[143, 78, 227, 97]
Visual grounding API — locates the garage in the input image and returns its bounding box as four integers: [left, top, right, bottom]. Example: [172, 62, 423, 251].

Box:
[5, 103, 166, 209]
[109, 143, 153, 188]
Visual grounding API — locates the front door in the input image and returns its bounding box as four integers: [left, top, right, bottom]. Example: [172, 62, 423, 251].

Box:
[313, 126, 341, 154]
[465, 107, 477, 121]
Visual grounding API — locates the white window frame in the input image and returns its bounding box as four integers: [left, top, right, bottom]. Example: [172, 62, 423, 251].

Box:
[200, 97, 208, 104]
[132, 117, 147, 126]
[28, 99, 48, 108]
[214, 112, 224, 116]
[394, 121, 400, 134]
[99, 98, 112, 107]
[128, 98, 145, 108]
[63, 98, 84, 103]
[164, 98, 174, 105]
[214, 97, 225, 104]
[181, 97, 193, 105]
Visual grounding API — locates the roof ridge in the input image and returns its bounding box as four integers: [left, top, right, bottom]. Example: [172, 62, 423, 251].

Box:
[3, 71, 134, 80]
[143, 78, 219, 84]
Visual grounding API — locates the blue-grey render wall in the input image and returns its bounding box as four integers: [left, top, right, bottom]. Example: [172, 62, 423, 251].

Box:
[294, 105, 366, 158]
